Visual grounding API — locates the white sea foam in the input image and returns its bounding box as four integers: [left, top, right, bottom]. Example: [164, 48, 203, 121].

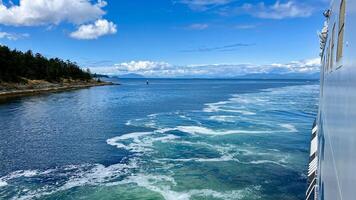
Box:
[188, 187, 261, 200]
[125, 120, 132, 126]
[203, 101, 227, 113]
[2, 159, 259, 200]
[176, 126, 273, 136]
[60, 161, 138, 190]
[147, 113, 159, 118]
[223, 109, 256, 115]
[2, 160, 140, 200]
[107, 130, 179, 153]
[248, 160, 286, 166]
[204, 103, 256, 115]
[0, 169, 43, 185]
[123, 174, 189, 200]
[178, 114, 193, 121]
[125, 118, 157, 128]
[151, 134, 179, 143]
[107, 132, 152, 151]
[209, 115, 236, 122]
[109, 132, 153, 141]
[155, 128, 176, 134]
[124, 174, 259, 200]
[163, 139, 293, 168]
[159, 154, 238, 163]
[168, 140, 235, 155]
[279, 124, 298, 132]
[0, 180, 7, 187]
[230, 96, 268, 105]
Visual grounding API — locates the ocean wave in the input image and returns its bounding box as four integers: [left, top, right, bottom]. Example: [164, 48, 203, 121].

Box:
[59, 161, 138, 189]
[125, 120, 132, 126]
[159, 139, 291, 167]
[159, 153, 289, 167]
[124, 174, 194, 200]
[176, 126, 273, 135]
[0, 83, 319, 200]
[279, 123, 298, 132]
[107, 130, 179, 153]
[123, 174, 260, 200]
[125, 119, 157, 129]
[0, 160, 139, 200]
[0, 169, 55, 188]
[158, 155, 238, 163]
[0, 180, 7, 187]
[203, 105, 256, 115]
[248, 160, 286, 166]
[187, 188, 261, 200]
[209, 115, 237, 122]
[107, 132, 153, 152]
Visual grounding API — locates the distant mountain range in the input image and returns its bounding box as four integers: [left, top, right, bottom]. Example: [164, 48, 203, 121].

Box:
[231, 72, 320, 80]
[172, 72, 320, 80]
[107, 72, 319, 80]
[115, 73, 146, 79]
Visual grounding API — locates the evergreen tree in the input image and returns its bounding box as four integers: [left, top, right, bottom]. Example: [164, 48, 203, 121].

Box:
[0, 45, 91, 83]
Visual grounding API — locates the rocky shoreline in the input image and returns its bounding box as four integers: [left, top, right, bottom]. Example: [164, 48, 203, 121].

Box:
[0, 80, 115, 99]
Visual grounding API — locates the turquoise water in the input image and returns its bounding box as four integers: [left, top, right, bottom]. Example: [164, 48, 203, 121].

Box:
[0, 79, 319, 200]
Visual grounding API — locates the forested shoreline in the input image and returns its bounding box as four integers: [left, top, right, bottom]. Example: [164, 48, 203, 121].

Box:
[0, 45, 91, 83]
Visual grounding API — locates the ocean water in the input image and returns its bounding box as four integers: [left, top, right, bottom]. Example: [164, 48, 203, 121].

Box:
[0, 79, 319, 200]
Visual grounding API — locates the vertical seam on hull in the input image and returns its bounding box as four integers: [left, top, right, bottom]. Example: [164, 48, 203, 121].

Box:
[325, 128, 343, 200]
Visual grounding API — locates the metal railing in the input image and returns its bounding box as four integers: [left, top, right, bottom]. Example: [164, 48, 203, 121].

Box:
[306, 119, 318, 200]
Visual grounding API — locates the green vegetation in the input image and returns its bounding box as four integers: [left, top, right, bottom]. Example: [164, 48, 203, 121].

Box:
[0, 45, 91, 83]
[92, 73, 109, 78]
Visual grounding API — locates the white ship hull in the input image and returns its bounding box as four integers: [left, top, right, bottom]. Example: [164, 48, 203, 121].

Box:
[308, 0, 356, 199]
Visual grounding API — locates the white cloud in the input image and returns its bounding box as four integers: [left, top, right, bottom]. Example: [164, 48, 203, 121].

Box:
[238, 1, 314, 19]
[268, 58, 320, 73]
[89, 61, 176, 76]
[181, 43, 253, 52]
[70, 19, 117, 40]
[0, 0, 107, 26]
[186, 23, 209, 30]
[89, 58, 320, 78]
[115, 61, 172, 72]
[179, 0, 316, 19]
[234, 24, 257, 29]
[179, 0, 231, 6]
[177, 0, 232, 11]
[0, 31, 29, 40]
[0, 0, 116, 39]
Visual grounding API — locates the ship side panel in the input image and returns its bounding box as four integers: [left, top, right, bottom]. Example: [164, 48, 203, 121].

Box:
[318, 0, 356, 199]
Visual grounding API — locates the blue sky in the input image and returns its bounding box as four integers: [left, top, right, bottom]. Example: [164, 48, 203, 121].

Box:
[0, 0, 327, 78]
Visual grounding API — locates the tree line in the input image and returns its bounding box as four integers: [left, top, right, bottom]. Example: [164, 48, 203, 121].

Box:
[0, 45, 91, 83]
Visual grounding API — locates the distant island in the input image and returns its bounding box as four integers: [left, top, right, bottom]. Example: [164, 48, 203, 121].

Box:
[110, 72, 318, 80]
[92, 73, 110, 78]
[231, 73, 320, 80]
[116, 73, 145, 79]
[0, 45, 113, 98]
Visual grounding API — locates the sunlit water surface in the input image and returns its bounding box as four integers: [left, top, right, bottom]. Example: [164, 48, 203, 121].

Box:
[0, 79, 319, 200]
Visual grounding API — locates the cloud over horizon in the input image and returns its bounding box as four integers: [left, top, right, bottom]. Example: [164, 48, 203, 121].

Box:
[89, 58, 320, 78]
